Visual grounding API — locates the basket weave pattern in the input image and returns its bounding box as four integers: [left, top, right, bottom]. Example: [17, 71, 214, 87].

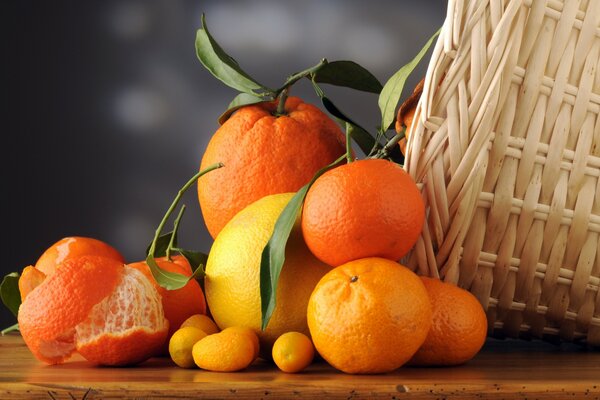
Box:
[405, 0, 600, 344]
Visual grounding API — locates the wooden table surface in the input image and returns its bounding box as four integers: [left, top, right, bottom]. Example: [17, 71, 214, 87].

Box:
[0, 334, 599, 399]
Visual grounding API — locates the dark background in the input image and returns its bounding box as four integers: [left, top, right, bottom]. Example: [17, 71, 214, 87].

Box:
[1, 0, 445, 327]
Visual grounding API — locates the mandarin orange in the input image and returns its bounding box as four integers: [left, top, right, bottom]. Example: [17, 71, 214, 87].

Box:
[301, 159, 424, 267]
[409, 277, 487, 366]
[34, 236, 125, 276]
[307, 257, 431, 374]
[18, 256, 168, 366]
[198, 96, 347, 238]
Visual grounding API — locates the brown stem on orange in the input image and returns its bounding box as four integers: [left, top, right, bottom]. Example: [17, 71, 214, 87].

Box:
[275, 88, 289, 116]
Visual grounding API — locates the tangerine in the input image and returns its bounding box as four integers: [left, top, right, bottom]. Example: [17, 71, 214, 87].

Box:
[307, 257, 431, 374]
[301, 159, 425, 267]
[18, 255, 168, 366]
[34, 236, 125, 276]
[409, 277, 487, 366]
[198, 96, 347, 238]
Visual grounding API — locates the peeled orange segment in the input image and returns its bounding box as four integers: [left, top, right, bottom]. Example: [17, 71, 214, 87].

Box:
[18, 266, 46, 301]
[76, 266, 169, 366]
[18, 255, 168, 366]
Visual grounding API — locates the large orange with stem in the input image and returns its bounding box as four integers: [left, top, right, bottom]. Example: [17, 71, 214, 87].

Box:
[307, 257, 432, 374]
[301, 158, 425, 267]
[198, 96, 347, 238]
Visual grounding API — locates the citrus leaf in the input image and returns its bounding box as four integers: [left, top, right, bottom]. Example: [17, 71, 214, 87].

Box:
[145, 231, 176, 258]
[218, 93, 271, 125]
[1, 323, 19, 335]
[146, 162, 223, 291]
[378, 28, 440, 133]
[1, 272, 21, 317]
[196, 14, 269, 95]
[313, 60, 383, 94]
[146, 254, 191, 291]
[173, 248, 208, 280]
[313, 86, 378, 155]
[260, 154, 346, 330]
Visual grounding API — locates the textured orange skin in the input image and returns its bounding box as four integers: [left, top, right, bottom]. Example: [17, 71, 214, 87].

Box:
[77, 328, 168, 367]
[18, 266, 46, 301]
[35, 237, 125, 276]
[307, 258, 432, 374]
[409, 277, 487, 366]
[221, 326, 260, 360]
[302, 159, 425, 267]
[18, 256, 123, 364]
[193, 330, 255, 372]
[128, 257, 206, 353]
[198, 96, 347, 238]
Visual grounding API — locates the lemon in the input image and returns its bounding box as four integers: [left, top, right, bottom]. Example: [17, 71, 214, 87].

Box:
[169, 327, 207, 368]
[205, 193, 330, 357]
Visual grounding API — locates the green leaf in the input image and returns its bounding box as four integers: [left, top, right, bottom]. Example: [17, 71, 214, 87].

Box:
[1, 272, 21, 317]
[196, 14, 270, 95]
[1, 323, 19, 335]
[260, 154, 347, 330]
[218, 93, 271, 125]
[316, 89, 379, 155]
[173, 248, 208, 280]
[313, 61, 383, 94]
[146, 230, 177, 258]
[378, 28, 440, 133]
[146, 255, 191, 291]
[146, 162, 223, 290]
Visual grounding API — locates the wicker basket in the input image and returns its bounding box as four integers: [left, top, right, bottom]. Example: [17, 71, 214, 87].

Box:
[404, 0, 600, 345]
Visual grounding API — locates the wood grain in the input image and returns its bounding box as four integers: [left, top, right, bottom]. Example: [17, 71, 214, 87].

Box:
[1, 334, 599, 399]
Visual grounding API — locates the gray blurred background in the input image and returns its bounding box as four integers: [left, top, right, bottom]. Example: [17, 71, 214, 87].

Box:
[1, 0, 445, 327]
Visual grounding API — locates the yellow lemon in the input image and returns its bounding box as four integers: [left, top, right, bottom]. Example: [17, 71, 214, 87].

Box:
[205, 193, 330, 358]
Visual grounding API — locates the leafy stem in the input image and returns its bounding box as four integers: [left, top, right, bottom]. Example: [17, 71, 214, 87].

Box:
[371, 127, 406, 160]
[146, 162, 223, 290]
[1, 323, 18, 335]
[148, 163, 223, 258]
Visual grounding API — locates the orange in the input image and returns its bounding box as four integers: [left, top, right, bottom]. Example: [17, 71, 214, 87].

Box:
[34, 236, 125, 276]
[128, 257, 206, 353]
[301, 159, 425, 267]
[307, 257, 431, 374]
[18, 256, 168, 366]
[409, 277, 487, 366]
[272, 332, 314, 373]
[192, 330, 255, 372]
[221, 326, 260, 360]
[198, 96, 347, 238]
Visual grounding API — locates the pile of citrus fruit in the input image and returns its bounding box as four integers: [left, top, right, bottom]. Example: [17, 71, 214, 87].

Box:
[3, 16, 489, 374]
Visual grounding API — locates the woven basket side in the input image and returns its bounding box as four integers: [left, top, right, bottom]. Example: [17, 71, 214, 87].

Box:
[405, 0, 600, 345]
